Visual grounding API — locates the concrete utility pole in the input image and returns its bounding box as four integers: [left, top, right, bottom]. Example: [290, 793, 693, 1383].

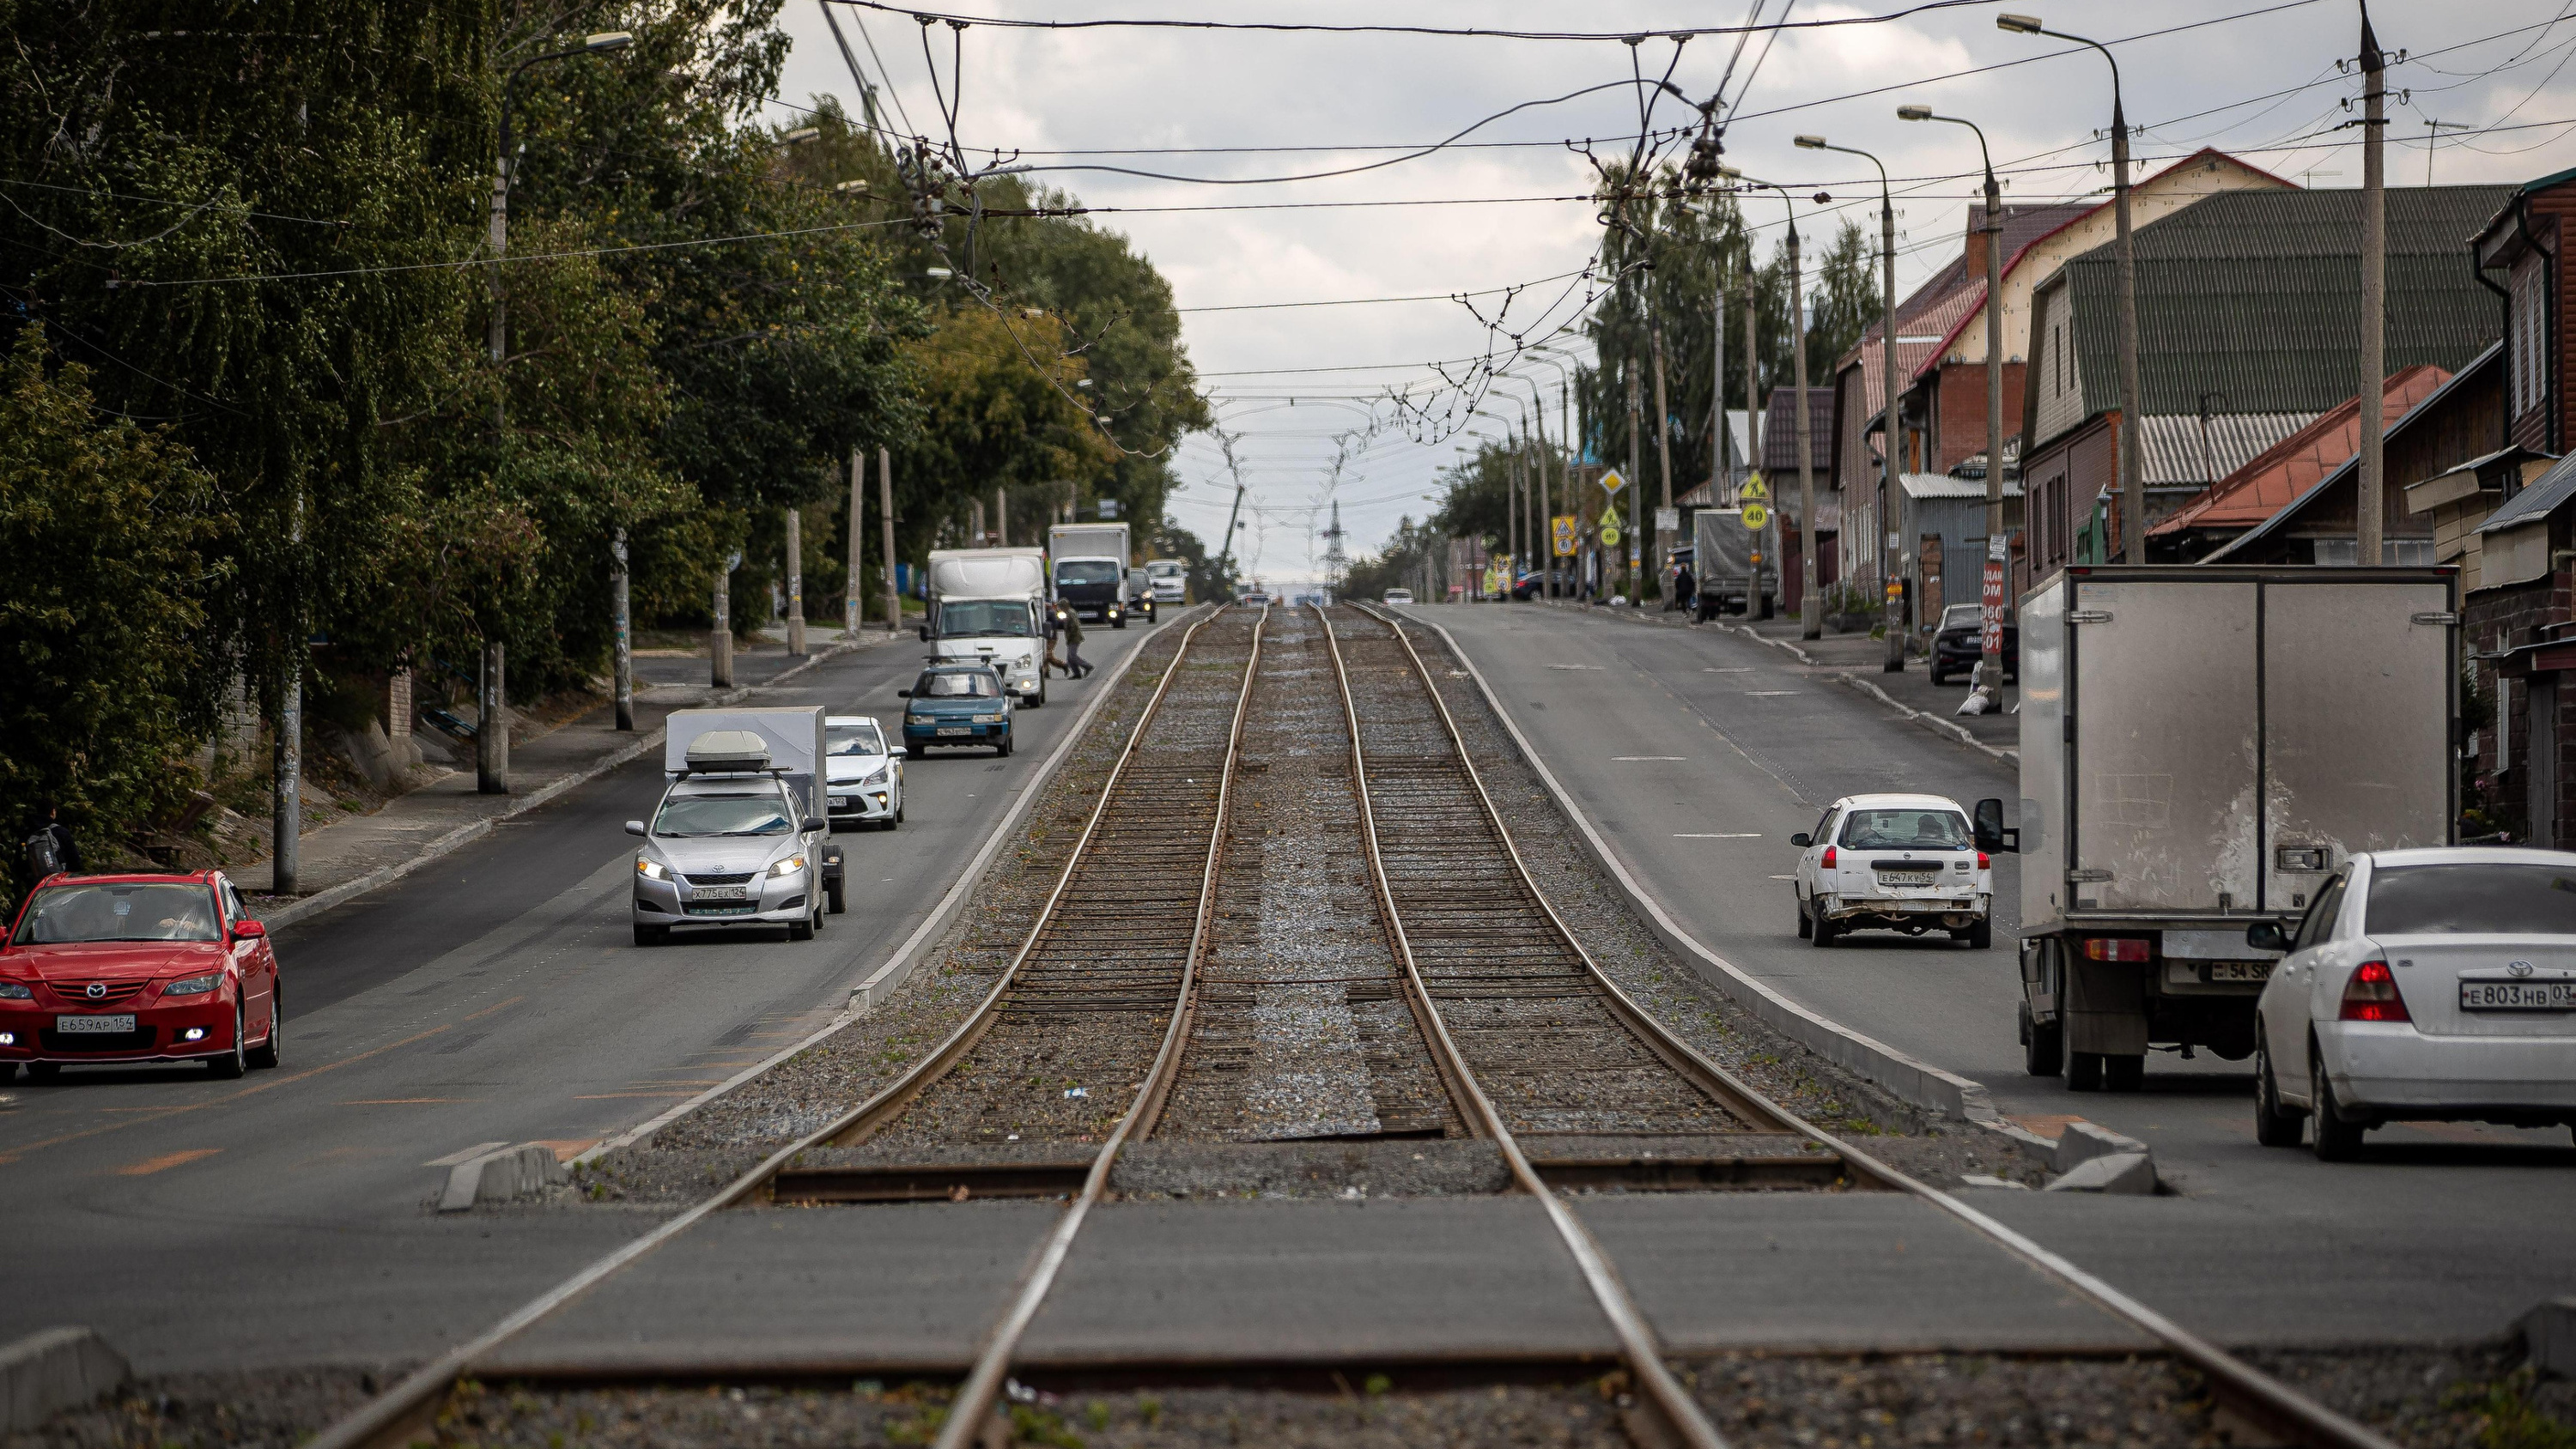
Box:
[611, 528, 634, 731]
[846, 447, 864, 637]
[1625, 364, 1643, 604]
[1651, 320, 1676, 606]
[993, 484, 1008, 548]
[273, 490, 304, 893]
[478, 640, 508, 793]
[1799, 135, 1905, 670]
[2004, 15, 2142, 562]
[1738, 179, 1820, 641]
[878, 446, 899, 635]
[711, 558, 734, 688]
[1559, 376, 1573, 597]
[1903, 102, 2008, 694]
[2356, 4, 2388, 567]
[786, 506, 806, 656]
[1711, 243, 1728, 503]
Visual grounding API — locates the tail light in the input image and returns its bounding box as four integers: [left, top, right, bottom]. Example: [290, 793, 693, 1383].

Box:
[2340, 960, 2410, 1022]
[1820, 846, 1838, 870]
[2081, 937, 2150, 962]
[1976, 852, 1990, 870]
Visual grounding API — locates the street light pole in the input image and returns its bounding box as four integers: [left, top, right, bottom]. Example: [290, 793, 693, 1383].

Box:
[1735, 173, 1820, 641]
[485, 29, 632, 793]
[2002, 15, 2141, 564]
[1902, 103, 2008, 699]
[2357, 5, 2387, 567]
[1799, 135, 1904, 671]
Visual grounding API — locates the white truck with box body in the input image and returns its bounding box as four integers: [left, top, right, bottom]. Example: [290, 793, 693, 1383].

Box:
[1692, 507, 1777, 620]
[1999, 565, 2458, 1092]
[925, 547, 1049, 706]
[1049, 522, 1133, 627]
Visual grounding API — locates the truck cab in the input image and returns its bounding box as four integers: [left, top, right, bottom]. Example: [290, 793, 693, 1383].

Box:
[925, 548, 1048, 706]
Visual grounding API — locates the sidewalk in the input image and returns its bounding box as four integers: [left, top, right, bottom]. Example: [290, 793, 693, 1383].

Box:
[1518, 596, 2019, 760]
[243, 627, 920, 926]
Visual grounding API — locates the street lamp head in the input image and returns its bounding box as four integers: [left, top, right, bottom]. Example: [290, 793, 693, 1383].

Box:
[1996, 13, 2043, 33]
[1896, 104, 1935, 122]
[923, 266, 952, 279]
[780, 127, 820, 146]
[582, 31, 635, 52]
[1793, 134, 1827, 150]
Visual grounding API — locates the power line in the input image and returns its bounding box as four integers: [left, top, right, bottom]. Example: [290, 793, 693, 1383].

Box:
[827, 0, 1990, 43]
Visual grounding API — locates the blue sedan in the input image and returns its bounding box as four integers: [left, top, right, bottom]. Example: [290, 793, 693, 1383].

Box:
[900, 664, 1013, 758]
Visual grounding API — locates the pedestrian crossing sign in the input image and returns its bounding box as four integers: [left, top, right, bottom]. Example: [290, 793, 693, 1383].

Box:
[1551, 515, 1577, 557]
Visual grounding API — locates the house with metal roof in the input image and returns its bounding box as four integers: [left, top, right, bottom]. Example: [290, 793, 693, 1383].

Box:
[2146, 365, 2451, 562]
[2019, 181, 2513, 585]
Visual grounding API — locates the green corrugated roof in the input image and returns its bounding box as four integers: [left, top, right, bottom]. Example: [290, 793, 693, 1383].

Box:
[2062, 184, 2511, 416]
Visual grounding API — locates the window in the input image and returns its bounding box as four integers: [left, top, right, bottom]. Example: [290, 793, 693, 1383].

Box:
[652, 791, 793, 838]
[2366, 863, 2576, 935]
[915, 670, 999, 699]
[826, 721, 886, 757]
[937, 600, 1034, 638]
[2290, 874, 2348, 951]
[12, 882, 222, 945]
[2512, 252, 2548, 420]
[1056, 560, 1121, 585]
[1837, 809, 1972, 850]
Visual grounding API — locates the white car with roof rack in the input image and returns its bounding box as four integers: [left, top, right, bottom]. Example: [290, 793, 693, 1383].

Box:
[2250, 846, 2576, 1159]
[1791, 792, 1996, 949]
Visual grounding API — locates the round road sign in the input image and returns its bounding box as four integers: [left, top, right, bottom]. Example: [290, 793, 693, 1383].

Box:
[1741, 503, 1770, 530]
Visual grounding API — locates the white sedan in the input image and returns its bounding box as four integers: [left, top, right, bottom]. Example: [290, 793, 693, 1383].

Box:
[824, 715, 904, 831]
[2251, 846, 2576, 1160]
[1790, 792, 1995, 949]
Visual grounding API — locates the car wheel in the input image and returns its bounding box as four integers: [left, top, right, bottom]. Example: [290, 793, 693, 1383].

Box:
[633, 924, 670, 947]
[208, 1000, 247, 1079]
[829, 879, 847, 914]
[1965, 916, 1993, 950]
[1929, 665, 1947, 686]
[2021, 1004, 2063, 1078]
[1795, 892, 1812, 939]
[996, 736, 1012, 758]
[2310, 1050, 2366, 1161]
[2067, 1051, 2105, 1092]
[1809, 912, 1837, 948]
[247, 989, 282, 1070]
[787, 910, 816, 943]
[2253, 1038, 2303, 1148]
[2105, 1053, 2145, 1093]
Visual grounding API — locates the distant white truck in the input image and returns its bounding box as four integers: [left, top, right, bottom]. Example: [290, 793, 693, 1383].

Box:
[1050, 522, 1133, 627]
[925, 548, 1049, 706]
[1144, 558, 1188, 607]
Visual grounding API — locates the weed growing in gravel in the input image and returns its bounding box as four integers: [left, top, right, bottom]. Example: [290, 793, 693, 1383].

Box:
[2447, 1369, 2576, 1449]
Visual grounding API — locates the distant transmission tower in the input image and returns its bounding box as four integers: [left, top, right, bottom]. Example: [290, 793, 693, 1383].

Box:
[1321, 500, 1349, 600]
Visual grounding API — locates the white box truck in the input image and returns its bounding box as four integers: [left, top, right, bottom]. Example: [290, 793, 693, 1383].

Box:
[926, 547, 1049, 706]
[1049, 522, 1133, 627]
[1998, 565, 2458, 1092]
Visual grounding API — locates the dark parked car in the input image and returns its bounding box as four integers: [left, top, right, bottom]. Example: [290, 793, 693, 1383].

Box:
[1510, 568, 1574, 600]
[1929, 603, 2017, 686]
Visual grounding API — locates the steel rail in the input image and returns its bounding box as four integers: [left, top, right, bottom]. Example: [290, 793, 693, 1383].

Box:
[1317, 604, 1731, 1449]
[1388, 604, 2410, 1449]
[928, 603, 1271, 1449]
[300, 607, 1224, 1449]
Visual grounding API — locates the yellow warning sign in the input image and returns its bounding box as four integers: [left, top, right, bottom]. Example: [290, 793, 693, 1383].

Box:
[1738, 472, 1769, 502]
[1600, 524, 1622, 547]
[1551, 515, 1577, 557]
[1741, 503, 1771, 531]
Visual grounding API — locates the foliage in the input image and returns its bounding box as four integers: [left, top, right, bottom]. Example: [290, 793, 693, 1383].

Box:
[0, 331, 228, 883]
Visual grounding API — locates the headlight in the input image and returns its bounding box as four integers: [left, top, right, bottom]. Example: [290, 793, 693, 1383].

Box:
[0, 981, 30, 999]
[767, 854, 808, 879]
[861, 766, 890, 787]
[973, 712, 1004, 724]
[635, 857, 670, 881]
[164, 973, 221, 997]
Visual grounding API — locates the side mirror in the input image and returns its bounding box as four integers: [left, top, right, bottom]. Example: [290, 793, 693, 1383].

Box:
[231, 919, 266, 941]
[1972, 797, 2015, 854]
[896, 688, 912, 698]
[624, 820, 647, 838]
[1789, 833, 1812, 848]
[916, 624, 931, 642]
[2246, 920, 2291, 953]
[803, 817, 827, 834]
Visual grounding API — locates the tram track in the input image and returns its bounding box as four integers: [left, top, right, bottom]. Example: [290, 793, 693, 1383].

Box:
[298, 601, 2412, 1449]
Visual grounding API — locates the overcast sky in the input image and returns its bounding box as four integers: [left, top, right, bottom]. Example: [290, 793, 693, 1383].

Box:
[762, 0, 2576, 586]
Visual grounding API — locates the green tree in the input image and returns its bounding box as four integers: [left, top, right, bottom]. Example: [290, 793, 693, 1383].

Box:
[0, 331, 229, 890]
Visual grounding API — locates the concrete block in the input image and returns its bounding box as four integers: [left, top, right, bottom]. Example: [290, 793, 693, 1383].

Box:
[438, 1143, 568, 1212]
[2053, 1119, 2150, 1173]
[2044, 1151, 2156, 1195]
[2520, 1296, 2576, 1378]
[1, 1327, 129, 1432]
[1958, 1173, 2030, 1191]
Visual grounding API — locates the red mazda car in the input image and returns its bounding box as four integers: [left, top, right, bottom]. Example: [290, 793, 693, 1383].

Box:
[0, 871, 282, 1082]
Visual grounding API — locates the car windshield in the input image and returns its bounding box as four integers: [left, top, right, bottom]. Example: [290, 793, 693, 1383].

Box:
[1057, 561, 1121, 586]
[1941, 604, 1980, 630]
[939, 600, 1032, 637]
[13, 882, 220, 944]
[2366, 863, 2576, 935]
[915, 670, 999, 699]
[1838, 809, 1971, 850]
[826, 723, 884, 757]
[653, 791, 792, 837]
[1147, 561, 1185, 579]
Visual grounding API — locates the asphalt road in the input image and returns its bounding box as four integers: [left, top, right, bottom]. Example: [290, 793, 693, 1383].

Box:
[0, 618, 1168, 1373]
[1419, 601, 2576, 1347]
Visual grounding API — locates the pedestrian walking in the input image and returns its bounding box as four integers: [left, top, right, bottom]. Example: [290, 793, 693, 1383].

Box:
[1061, 606, 1092, 679]
[1670, 562, 1695, 614]
[23, 803, 79, 882]
[1043, 604, 1066, 676]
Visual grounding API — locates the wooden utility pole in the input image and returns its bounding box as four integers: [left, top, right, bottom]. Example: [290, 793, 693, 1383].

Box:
[878, 446, 899, 634]
[785, 505, 806, 656]
[1651, 321, 1676, 605]
[847, 447, 864, 637]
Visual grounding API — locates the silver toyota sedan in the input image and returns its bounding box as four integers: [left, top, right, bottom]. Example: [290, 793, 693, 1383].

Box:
[627, 774, 828, 946]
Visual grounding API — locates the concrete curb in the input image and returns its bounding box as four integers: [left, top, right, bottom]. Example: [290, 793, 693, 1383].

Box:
[0, 1327, 128, 1432]
[264, 637, 878, 933]
[568, 609, 1200, 1169]
[437, 1142, 568, 1211]
[1407, 610, 2053, 1155]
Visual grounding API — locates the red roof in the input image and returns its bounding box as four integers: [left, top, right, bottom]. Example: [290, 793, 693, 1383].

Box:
[2148, 366, 2449, 537]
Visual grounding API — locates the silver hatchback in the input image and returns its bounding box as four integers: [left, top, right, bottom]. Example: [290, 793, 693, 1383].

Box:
[628, 775, 828, 945]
